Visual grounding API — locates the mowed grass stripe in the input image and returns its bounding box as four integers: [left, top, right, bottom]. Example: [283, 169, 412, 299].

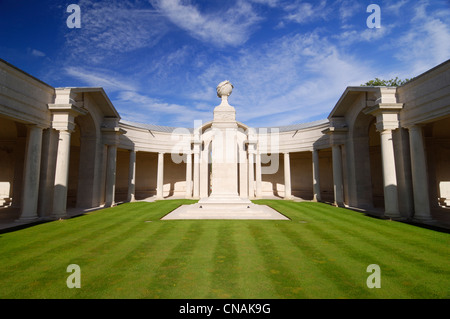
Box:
[293, 201, 447, 251]
[233, 222, 280, 298]
[0, 210, 138, 267]
[0, 201, 192, 298]
[81, 220, 188, 298]
[247, 222, 308, 298]
[1, 212, 169, 298]
[277, 220, 371, 298]
[268, 201, 449, 271]
[267, 201, 449, 298]
[0, 200, 448, 298]
[295, 203, 450, 283]
[0, 201, 156, 255]
[0, 207, 146, 272]
[71, 221, 180, 298]
[143, 221, 205, 299]
[208, 222, 239, 298]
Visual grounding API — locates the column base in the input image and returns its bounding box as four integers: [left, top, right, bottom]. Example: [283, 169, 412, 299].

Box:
[50, 215, 69, 220]
[385, 215, 407, 221]
[16, 216, 39, 223]
[384, 210, 403, 220]
[412, 216, 434, 224]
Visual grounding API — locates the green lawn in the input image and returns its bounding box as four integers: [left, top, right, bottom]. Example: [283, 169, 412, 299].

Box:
[0, 200, 448, 299]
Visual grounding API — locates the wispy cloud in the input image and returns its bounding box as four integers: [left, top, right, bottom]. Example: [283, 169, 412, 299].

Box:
[392, 0, 450, 75]
[116, 90, 210, 126]
[30, 49, 46, 57]
[335, 25, 393, 45]
[63, 0, 168, 65]
[64, 65, 211, 126]
[191, 32, 373, 127]
[282, 0, 330, 24]
[150, 0, 262, 47]
[52, 0, 449, 128]
[384, 0, 409, 15]
[65, 67, 138, 92]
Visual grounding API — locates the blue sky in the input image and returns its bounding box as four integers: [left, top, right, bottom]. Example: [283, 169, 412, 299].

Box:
[1, 0, 449, 128]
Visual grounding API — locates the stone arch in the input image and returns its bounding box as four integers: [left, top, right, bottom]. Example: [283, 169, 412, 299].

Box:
[67, 110, 101, 208]
[350, 110, 376, 209]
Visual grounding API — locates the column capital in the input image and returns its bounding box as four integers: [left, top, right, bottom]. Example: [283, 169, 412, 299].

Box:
[101, 127, 126, 146]
[48, 103, 87, 132]
[26, 123, 47, 130]
[363, 103, 403, 132]
[322, 126, 348, 146]
[405, 123, 423, 131]
[378, 128, 394, 135]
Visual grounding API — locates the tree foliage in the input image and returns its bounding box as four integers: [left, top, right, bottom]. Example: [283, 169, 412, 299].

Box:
[361, 77, 413, 87]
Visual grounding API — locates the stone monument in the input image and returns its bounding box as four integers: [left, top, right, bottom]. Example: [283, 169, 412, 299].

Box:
[162, 81, 288, 220]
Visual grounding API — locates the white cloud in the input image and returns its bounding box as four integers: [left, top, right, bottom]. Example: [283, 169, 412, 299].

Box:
[150, 0, 262, 47]
[392, 0, 450, 74]
[248, 0, 279, 7]
[63, 0, 168, 64]
[282, 0, 330, 24]
[64, 65, 211, 126]
[65, 67, 137, 92]
[337, 0, 363, 24]
[335, 24, 393, 45]
[116, 90, 210, 126]
[191, 32, 373, 127]
[384, 0, 409, 15]
[30, 49, 46, 57]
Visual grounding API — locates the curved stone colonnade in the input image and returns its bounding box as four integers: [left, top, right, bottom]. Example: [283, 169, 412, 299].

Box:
[0, 58, 449, 227]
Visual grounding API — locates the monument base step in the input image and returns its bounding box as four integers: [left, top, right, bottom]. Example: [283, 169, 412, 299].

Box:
[161, 202, 289, 220]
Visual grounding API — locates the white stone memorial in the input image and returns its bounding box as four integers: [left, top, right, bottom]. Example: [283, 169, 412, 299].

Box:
[162, 81, 288, 220]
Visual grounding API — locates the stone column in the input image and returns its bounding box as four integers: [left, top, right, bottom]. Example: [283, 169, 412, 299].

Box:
[127, 149, 136, 202]
[408, 125, 432, 222]
[38, 128, 58, 217]
[48, 102, 88, 217]
[199, 145, 209, 199]
[12, 136, 26, 208]
[363, 101, 404, 218]
[255, 151, 262, 198]
[248, 149, 255, 199]
[19, 125, 43, 221]
[193, 142, 200, 199]
[156, 152, 164, 199]
[379, 129, 401, 218]
[332, 144, 344, 207]
[185, 152, 192, 198]
[104, 144, 117, 207]
[51, 130, 72, 218]
[284, 152, 292, 199]
[312, 149, 321, 202]
[239, 147, 248, 198]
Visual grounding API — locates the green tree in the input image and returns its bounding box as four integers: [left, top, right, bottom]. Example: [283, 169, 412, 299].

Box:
[361, 77, 413, 87]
